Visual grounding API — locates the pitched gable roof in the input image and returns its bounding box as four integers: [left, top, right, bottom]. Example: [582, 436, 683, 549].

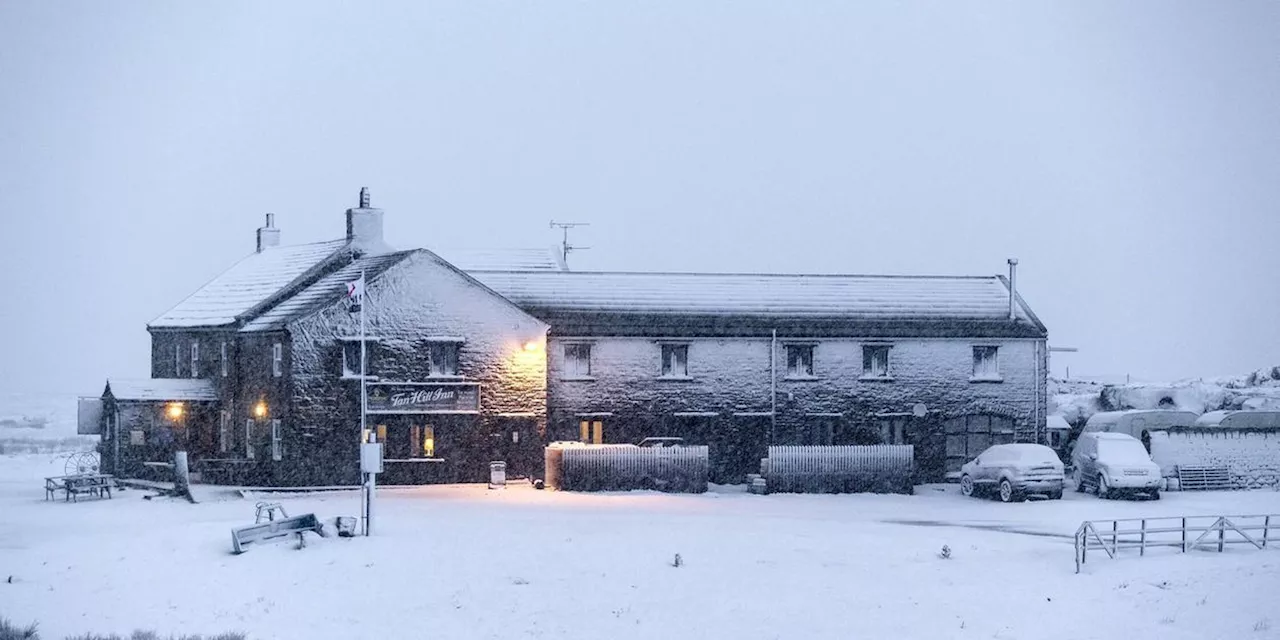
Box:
[105, 378, 218, 402]
[149, 239, 349, 328]
[240, 250, 415, 332]
[430, 246, 566, 271]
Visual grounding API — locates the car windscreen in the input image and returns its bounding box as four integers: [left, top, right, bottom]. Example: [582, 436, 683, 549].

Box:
[1008, 446, 1059, 465]
[1097, 439, 1150, 462]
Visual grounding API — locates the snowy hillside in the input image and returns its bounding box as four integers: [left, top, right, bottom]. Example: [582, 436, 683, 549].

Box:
[1051, 366, 1280, 425]
[0, 391, 96, 454]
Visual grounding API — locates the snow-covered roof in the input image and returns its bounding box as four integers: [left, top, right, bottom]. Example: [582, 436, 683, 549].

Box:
[149, 239, 349, 328]
[105, 378, 218, 402]
[468, 270, 1042, 324]
[1085, 410, 1201, 430]
[1046, 414, 1072, 432]
[241, 251, 414, 332]
[431, 247, 566, 272]
[1194, 410, 1280, 429]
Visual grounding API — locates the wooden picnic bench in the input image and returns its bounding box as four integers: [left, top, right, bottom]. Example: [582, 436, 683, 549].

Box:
[45, 474, 115, 502]
[231, 513, 324, 554]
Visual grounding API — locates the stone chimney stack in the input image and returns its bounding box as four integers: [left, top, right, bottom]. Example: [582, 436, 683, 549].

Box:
[256, 213, 280, 253]
[346, 187, 388, 253]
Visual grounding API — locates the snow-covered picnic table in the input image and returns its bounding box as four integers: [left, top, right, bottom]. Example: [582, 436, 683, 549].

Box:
[44, 473, 115, 502]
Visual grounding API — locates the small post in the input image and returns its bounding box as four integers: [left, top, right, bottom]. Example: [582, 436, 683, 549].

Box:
[1181, 517, 1187, 552]
[1264, 515, 1270, 548]
[174, 451, 193, 503]
[1140, 519, 1146, 556]
[1218, 518, 1226, 553]
[1112, 520, 1118, 556]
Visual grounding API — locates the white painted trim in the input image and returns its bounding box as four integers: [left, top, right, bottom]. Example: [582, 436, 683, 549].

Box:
[734, 412, 774, 417]
[575, 412, 614, 417]
[673, 411, 719, 417]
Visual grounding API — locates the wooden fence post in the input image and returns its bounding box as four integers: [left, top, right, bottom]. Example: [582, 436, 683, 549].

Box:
[1218, 518, 1226, 553]
[1181, 517, 1187, 552]
[1264, 516, 1271, 548]
[1139, 519, 1146, 556]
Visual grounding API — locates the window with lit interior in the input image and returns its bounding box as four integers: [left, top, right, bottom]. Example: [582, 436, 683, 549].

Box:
[660, 344, 689, 377]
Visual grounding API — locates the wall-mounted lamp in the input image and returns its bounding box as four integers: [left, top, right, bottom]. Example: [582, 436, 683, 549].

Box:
[523, 340, 541, 352]
[253, 401, 268, 419]
[166, 402, 184, 420]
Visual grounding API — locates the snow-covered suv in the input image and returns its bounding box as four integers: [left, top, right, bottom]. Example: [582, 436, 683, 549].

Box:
[1071, 432, 1162, 499]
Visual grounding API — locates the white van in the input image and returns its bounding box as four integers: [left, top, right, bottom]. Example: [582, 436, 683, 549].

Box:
[1082, 410, 1200, 452]
[1070, 432, 1162, 499]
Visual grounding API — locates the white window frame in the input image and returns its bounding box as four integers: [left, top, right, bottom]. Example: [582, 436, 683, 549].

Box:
[245, 419, 256, 459]
[861, 344, 892, 379]
[174, 344, 182, 377]
[564, 343, 593, 378]
[660, 344, 689, 378]
[220, 341, 229, 378]
[785, 344, 815, 378]
[340, 339, 379, 379]
[190, 342, 199, 378]
[270, 419, 282, 461]
[272, 343, 283, 378]
[972, 346, 1001, 381]
[219, 410, 231, 454]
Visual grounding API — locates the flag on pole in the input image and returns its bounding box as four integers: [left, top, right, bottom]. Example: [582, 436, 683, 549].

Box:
[346, 274, 365, 312]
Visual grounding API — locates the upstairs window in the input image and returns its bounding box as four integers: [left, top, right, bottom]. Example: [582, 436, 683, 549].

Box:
[428, 342, 460, 377]
[972, 346, 1000, 380]
[174, 345, 183, 377]
[272, 343, 283, 377]
[219, 411, 231, 454]
[341, 340, 377, 378]
[220, 341, 229, 378]
[660, 344, 689, 378]
[564, 343, 593, 378]
[862, 345, 891, 379]
[190, 343, 200, 378]
[786, 344, 814, 378]
[270, 419, 283, 461]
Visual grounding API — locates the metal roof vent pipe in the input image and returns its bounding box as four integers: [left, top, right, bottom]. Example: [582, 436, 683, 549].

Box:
[1007, 258, 1019, 321]
[256, 213, 281, 253]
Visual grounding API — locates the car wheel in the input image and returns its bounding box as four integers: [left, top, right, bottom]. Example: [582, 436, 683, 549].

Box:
[1097, 474, 1110, 499]
[960, 474, 976, 498]
[1072, 468, 1086, 493]
[1150, 490, 1161, 501]
[1048, 489, 1064, 500]
[998, 479, 1023, 503]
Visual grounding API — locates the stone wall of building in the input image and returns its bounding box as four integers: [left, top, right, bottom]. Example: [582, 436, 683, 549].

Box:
[1151, 430, 1280, 489]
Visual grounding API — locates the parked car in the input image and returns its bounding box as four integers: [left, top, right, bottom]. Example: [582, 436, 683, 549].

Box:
[958, 443, 1065, 502]
[1070, 432, 1162, 500]
[636, 437, 685, 448]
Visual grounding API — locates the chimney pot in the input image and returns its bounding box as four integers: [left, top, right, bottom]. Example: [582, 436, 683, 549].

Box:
[256, 213, 282, 253]
[359, 187, 370, 209]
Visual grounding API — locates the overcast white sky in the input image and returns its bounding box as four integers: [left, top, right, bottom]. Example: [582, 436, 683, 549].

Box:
[1, 1, 1277, 394]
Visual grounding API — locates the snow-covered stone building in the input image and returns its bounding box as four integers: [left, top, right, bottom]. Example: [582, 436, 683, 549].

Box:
[91, 190, 1048, 486]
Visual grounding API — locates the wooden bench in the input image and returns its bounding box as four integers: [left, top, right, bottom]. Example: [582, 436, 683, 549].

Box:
[231, 513, 324, 554]
[45, 474, 115, 502]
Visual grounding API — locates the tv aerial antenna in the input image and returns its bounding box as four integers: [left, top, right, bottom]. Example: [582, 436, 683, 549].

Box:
[549, 221, 590, 267]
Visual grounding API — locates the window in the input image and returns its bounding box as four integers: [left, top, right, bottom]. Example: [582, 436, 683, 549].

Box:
[579, 420, 604, 444]
[660, 344, 689, 377]
[805, 416, 840, 445]
[564, 343, 592, 378]
[786, 344, 814, 378]
[219, 411, 231, 454]
[174, 344, 183, 377]
[972, 346, 1000, 380]
[341, 340, 376, 378]
[130, 429, 145, 446]
[270, 419, 282, 461]
[272, 343, 283, 377]
[428, 342, 460, 377]
[245, 419, 256, 459]
[410, 424, 436, 458]
[862, 345, 891, 378]
[190, 342, 199, 378]
[220, 341, 229, 378]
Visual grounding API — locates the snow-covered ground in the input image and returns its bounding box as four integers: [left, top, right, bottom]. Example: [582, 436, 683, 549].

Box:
[0, 392, 95, 455]
[2, 454, 1278, 639]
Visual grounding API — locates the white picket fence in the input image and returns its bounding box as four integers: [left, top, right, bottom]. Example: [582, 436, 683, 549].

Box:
[764, 445, 915, 494]
[545, 444, 709, 493]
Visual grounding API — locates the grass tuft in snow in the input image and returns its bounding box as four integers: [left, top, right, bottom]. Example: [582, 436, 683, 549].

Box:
[938, 544, 951, 559]
[671, 553, 683, 568]
[1256, 619, 1272, 633]
[0, 618, 39, 640]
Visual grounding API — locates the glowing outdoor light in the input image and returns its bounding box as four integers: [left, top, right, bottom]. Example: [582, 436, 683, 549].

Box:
[253, 401, 268, 419]
[523, 340, 541, 352]
[166, 402, 184, 420]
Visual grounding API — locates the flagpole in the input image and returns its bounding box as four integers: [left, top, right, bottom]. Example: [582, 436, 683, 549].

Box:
[359, 269, 372, 536]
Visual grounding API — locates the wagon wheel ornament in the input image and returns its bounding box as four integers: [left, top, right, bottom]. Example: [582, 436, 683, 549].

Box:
[65, 451, 100, 476]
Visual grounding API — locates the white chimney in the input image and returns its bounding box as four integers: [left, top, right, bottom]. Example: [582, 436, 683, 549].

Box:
[256, 213, 280, 252]
[346, 187, 389, 253]
[1007, 258, 1019, 321]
